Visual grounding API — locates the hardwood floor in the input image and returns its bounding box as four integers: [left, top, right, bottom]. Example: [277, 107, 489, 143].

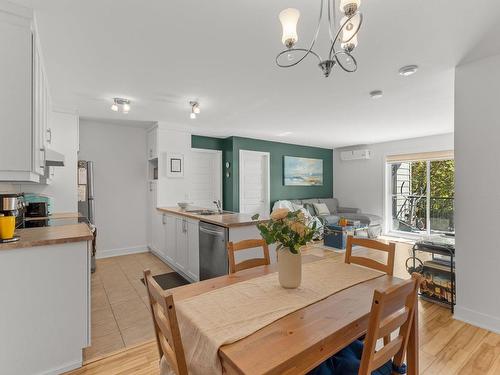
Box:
[70, 243, 500, 374]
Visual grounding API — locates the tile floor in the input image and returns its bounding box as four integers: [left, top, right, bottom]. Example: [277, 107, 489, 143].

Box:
[84, 252, 173, 362]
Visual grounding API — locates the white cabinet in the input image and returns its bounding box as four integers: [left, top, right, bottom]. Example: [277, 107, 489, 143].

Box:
[147, 128, 158, 160]
[186, 219, 200, 281]
[148, 181, 165, 255]
[175, 218, 189, 273]
[159, 213, 199, 282]
[0, 10, 34, 180]
[0, 5, 54, 182]
[164, 214, 176, 263]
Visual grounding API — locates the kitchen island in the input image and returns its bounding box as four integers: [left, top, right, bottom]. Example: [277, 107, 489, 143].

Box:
[153, 207, 274, 282]
[0, 221, 93, 375]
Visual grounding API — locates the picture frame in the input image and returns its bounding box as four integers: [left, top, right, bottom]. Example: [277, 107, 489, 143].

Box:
[166, 153, 184, 178]
[283, 156, 323, 186]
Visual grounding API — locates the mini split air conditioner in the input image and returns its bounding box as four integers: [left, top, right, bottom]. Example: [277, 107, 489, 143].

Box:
[340, 149, 372, 161]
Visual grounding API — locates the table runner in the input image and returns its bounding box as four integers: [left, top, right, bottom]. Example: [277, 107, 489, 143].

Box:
[175, 258, 383, 375]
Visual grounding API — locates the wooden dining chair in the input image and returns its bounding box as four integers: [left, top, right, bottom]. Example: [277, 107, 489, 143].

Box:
[310, 274, 422, 375]
[143, 269, 188, 375]
[227, 239, 271, 274]
[358, 273, 422, 375]
[345, 236, 396, 276]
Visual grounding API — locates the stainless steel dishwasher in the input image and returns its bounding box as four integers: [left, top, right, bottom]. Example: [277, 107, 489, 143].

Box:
[199, 221, 229, 280]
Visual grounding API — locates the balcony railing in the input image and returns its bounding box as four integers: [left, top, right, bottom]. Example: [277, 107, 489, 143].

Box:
[392, 195, 454, 234]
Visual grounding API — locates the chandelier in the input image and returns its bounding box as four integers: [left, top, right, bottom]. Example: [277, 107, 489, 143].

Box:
[276, 0, 363, 78]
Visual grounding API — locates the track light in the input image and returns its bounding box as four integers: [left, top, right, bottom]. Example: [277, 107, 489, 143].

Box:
[111, 98, 131, 114]
[190, 101, 200, 119]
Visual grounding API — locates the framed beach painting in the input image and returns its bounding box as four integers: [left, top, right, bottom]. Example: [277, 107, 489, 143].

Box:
[283, 156, 323, 186]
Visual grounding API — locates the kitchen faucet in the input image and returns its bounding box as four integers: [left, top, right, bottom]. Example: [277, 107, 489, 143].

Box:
[213, 200, 222, 214]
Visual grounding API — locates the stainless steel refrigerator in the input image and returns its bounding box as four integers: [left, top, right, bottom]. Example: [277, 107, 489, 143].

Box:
[78, 160, 97, 271]
[78, 160, 95, 224]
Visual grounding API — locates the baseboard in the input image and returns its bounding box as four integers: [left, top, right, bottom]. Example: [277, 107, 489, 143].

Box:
[38, 358, 81, 375]
[454, 305, 500, 334]
[96, 245, 149, 259]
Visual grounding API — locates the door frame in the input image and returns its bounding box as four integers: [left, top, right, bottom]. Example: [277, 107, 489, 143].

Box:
[239, 149, 271, 214]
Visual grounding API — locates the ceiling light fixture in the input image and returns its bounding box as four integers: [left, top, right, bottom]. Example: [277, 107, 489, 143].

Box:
[111, 98, 131, 114]
[370, 90, 383, 99]
[190, 101, 200, 119]
[399, 65, 418, 77]
[276, 0, 363, 78]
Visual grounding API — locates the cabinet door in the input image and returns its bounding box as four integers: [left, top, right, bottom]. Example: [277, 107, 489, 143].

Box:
[150, 181, 164, 253]
[0, 16, 33, 172]
[186, 220, 199, 281]
[33, 43, 45, 175]
[147, 130, 157, 160]
[175, 218, 188, 272]
[164, 214, 176, 264]
[147, 182, 154, 248]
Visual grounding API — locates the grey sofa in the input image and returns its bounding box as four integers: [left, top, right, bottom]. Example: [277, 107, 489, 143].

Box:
[290, 198, 382, 238]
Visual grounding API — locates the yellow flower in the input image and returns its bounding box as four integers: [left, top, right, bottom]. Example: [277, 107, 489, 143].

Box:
[271, 208, 289, 220]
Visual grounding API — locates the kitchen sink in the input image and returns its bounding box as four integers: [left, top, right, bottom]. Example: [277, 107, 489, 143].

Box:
[186, 209, 232, 215]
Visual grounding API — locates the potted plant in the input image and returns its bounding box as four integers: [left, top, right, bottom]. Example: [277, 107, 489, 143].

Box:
[256, 208, 318, 288]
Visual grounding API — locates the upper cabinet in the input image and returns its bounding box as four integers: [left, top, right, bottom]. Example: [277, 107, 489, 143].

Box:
[147, 127, 158, 160]
[0, 4, 53, 183]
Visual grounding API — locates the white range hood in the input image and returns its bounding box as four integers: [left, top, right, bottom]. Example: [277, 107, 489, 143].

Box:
[44, 148, 65, 167]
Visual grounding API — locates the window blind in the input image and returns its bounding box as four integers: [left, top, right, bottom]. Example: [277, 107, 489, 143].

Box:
[386, 150, 454, 163]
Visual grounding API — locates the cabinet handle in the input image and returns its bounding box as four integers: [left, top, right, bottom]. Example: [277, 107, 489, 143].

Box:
[149, 149, 152, 158]
[46, 128, 52, 144]
[162, 214, 166, 225]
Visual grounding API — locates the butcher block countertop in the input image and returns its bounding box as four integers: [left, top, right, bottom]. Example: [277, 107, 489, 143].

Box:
[157, 207, 269, 228]
[0, 223, 93, 251]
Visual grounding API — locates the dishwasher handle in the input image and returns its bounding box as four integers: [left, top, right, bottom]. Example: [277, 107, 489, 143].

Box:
[199, 226, 226, 237]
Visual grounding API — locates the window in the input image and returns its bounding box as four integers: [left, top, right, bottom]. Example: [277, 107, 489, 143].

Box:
[386, 151, 454, 236]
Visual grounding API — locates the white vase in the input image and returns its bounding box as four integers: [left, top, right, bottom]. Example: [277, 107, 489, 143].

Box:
[277, 248, 302, 288]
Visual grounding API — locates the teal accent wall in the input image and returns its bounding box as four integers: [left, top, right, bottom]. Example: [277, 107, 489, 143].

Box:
[191, 135, 333, 212]
[191, 135, 225, 150]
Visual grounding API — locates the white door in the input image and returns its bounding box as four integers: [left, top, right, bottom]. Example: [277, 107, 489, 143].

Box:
[239, 150, 270, 216]
[189, 149, 222, 209]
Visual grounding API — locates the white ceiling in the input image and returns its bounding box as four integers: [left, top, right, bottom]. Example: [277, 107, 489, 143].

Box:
[13, 0, 500, 147]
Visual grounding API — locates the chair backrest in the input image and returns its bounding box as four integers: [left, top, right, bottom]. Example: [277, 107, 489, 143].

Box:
[345, 236, 396, 276]
[227, 239, 271, 274]
[143, 269, 188, 375]
[358, 273, 422, 375]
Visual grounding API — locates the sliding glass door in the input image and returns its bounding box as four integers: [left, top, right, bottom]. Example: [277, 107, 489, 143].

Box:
[388, 157, 454, 236]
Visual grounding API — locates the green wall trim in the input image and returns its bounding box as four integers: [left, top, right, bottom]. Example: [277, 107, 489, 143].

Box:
[191, 135, 333, 212]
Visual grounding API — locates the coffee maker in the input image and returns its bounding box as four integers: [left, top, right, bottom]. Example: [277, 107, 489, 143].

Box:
[0, 193, 25, 242]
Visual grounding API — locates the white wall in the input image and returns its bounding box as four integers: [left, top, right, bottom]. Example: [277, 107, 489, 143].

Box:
[79, 119, 148, 258]
[454, 53, 500, 333]
[333, 133, 454, 230]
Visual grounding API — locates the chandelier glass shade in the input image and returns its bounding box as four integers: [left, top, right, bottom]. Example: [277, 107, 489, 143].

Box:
[276, 0, 363, 78]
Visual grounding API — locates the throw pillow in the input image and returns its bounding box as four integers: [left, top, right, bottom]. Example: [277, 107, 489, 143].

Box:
[313, 203, 330, 216]
[303, 203, 317, 217]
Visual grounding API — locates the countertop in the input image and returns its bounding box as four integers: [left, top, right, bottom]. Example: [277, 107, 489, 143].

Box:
[24, 212, 83, 221]
[0, 223, 93, 251]
[157, 207, 269, 228]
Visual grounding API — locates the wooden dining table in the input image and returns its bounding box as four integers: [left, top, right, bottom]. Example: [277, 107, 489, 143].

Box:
[169, 253, 418, 375]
